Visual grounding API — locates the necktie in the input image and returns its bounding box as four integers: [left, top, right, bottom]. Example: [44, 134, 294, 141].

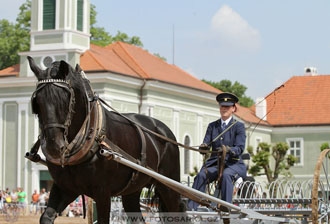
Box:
[222, 122, 226, 130]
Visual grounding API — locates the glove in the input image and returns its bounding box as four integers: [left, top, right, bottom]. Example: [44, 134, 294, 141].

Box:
[199, 143, 209, 155]
[216, 145, 231, 154]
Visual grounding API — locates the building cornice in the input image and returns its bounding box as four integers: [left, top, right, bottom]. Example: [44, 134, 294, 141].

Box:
[19, 48, 85, 56]
[30, 29, 91, 37]
[0, 76, 36, 88]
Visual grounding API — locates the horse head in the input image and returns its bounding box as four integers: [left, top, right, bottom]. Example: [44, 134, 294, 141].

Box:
[28, 56, 88, 162]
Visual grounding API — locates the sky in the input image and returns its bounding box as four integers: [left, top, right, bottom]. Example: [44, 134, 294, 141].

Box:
[1, 0, 330, 100]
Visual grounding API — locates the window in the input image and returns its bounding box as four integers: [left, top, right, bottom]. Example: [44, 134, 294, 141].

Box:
[43, 0, 56, 30]
[77, 0, 84, 31]
[287, 138, 303, 166]
[184, 135, 191, 174]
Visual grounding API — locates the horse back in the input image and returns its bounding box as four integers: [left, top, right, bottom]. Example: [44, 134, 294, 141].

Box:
[105, 111, 180, 179]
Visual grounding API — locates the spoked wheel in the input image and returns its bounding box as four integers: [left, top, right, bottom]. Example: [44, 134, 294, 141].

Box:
[312, 149, 330, 224]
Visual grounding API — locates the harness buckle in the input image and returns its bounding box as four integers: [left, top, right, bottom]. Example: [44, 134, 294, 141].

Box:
[93, 93, 99, 102]
[95, 134, 106, 143]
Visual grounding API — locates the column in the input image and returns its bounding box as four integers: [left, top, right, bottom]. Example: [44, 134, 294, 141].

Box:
[173, 109, 180, 139]
[197, 113, 204, 167]
[17, 99, 29, 189]
[172, 109, 181, 176]
[31, 115, 40, 193]
[148, 104, 154, 117]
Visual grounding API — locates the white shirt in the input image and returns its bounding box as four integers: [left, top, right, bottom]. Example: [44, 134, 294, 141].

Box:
[221, 116, 232, 126]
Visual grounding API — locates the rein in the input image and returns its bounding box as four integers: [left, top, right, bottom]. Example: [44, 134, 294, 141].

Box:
[97, 98, 216, 154]
[98, 84, 284, 155]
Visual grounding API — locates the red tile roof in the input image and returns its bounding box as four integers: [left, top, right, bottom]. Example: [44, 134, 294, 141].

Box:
[262, 75, 330, 126]
[0, 42, 263, 124]
[81, 42, 221, 93]
[0, 64, 19, 77]
[236, 104, 269, 126]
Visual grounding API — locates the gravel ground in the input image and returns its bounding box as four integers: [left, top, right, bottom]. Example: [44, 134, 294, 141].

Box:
[0, 214, 88, 224]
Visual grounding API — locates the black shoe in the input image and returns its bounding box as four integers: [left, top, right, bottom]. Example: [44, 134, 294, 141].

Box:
[219, 205, 229, 212]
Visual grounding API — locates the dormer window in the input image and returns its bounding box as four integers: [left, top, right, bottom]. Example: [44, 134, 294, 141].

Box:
[43, 0, 56, 30]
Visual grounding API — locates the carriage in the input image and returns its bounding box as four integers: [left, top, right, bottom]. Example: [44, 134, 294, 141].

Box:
[25, 56, 330, 224]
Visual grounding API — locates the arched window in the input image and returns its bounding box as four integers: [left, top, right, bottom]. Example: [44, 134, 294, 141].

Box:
[184, 135, 191, 174]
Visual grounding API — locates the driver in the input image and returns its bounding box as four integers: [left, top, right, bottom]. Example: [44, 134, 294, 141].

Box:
[188, 92, 247, 211]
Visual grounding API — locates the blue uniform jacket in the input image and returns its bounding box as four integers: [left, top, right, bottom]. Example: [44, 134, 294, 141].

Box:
[203, 118, 246, 177]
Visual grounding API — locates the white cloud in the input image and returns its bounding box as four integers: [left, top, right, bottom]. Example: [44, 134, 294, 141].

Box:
[211, 5, 261, 51]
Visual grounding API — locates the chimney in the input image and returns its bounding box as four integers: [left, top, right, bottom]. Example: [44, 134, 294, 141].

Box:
[256, 97, 267, 120]
[304, 67, 317, 76]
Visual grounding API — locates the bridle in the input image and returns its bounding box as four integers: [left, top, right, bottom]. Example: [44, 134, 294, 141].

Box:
[29, 74, 103, 167]
[31, 79, 75, 149]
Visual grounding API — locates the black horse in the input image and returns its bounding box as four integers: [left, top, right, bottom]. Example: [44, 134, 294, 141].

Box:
[27, 56, 185, 224]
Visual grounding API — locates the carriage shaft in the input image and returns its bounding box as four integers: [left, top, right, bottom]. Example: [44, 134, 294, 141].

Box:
[100, 149, 294, 223]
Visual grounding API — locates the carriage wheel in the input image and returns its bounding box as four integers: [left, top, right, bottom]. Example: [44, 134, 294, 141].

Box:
[312, 148, 330, 224]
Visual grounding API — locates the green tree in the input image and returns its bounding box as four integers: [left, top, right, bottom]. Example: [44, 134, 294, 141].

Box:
[320, 142, 330, 152]
[0, 1, 144, 70]
[202, 79, 254, 107]
[248, 142, 297, 184]
[0, 0, 31, 70]
[153, 53, 167, 61]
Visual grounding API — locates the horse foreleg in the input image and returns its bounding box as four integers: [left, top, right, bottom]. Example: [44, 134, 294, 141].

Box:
[156, 183, 190, 224]
[95, 192, 111, 224]
[122, 190, 145, 224]
[40, 183, 78, 224]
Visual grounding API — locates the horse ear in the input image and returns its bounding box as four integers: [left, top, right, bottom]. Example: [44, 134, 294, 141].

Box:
[75, 64, 82, 73]
[58, 60, 70, 79]
[75, 64, 88, 79]
[27, 56, 42, 79]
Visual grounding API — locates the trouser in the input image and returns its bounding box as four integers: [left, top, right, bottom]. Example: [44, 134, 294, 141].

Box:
[187, 165, 238, 211]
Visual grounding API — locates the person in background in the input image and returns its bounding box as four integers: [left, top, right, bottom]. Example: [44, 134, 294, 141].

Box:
[38, 188, 48, 214]
[0, 190, 3, 212]
[10, 189, 18, 204]
[17, 187, 27, 215]
[30, 189, 39, 215]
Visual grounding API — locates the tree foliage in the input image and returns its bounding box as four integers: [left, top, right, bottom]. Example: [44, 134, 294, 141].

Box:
[248, 142, 297, 184]
[0, 0, 31, 70]
[153, 53, 167, 61]
[320, 142, 330, 151]
[202, 79, 254, 107]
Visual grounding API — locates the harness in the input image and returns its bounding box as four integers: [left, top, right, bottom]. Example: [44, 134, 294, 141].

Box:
[30, 78, 106, 166]
[28, 76, 150, 176]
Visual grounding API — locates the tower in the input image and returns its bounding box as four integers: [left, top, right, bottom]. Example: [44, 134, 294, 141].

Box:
[19, 0, 90, 77]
